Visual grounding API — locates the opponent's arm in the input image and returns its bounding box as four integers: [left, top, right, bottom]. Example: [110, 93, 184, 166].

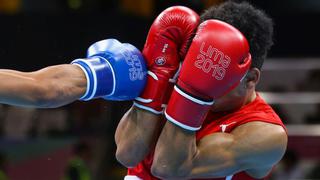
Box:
[152, 121, 287, 179]
[0, 39, 147, 108]
[0, 64, 86, 108]
[115, 6, 199, 168]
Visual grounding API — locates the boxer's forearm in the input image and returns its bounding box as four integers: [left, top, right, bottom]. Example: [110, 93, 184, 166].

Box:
[152, 122, 197, 178]
[153, 121, 234, 178]
[115, 106, 164, 168]
[0, 64, 86, 108]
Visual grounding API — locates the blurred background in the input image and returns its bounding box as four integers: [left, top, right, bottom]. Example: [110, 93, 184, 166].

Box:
[0, 0, 319, 179]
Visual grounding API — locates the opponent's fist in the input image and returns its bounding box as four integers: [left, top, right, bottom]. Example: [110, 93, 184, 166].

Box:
[165, 20, 252, 130]
[72, 39, 147, 101]
[134, 6, 200, 114]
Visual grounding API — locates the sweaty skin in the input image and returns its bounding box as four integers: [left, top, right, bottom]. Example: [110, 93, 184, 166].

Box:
[152, 119, 286, 179]
[115, 68, 288, 179]
[0, 64, 86, 108]
[115, 106, 165, 167]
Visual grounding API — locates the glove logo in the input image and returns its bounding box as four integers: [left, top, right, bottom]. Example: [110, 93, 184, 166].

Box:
[194, 42, 231, 80]
[121, 50, 145, 81]
[155, 56, 166, 66]
[162, 43, 169, 53]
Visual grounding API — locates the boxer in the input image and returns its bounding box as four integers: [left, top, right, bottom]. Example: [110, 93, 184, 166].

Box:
[115, 2, 287, 180]
[0, 39, 147, 107]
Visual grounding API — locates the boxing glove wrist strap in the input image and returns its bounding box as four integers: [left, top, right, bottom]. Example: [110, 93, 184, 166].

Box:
[71, 57, 114, 101]
[134, 71, 173, 114]
[165, 85, 214, 131]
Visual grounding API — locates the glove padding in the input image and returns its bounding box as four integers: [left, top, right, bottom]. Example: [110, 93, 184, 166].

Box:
[72, 39, 147, 101]
[165, 20, 252, 131]
[134, 6, 200, 114]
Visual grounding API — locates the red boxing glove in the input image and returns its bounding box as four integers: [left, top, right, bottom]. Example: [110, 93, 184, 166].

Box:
[134, 6, 199, 114]
[165, 20, 252, 130]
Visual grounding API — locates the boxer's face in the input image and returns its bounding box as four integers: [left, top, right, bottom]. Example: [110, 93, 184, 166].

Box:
[210, 81, 248, 112]
[210, 68, 260, 112]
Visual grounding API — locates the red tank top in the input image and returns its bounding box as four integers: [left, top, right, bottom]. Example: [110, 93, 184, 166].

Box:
[127, 93, 286, 180]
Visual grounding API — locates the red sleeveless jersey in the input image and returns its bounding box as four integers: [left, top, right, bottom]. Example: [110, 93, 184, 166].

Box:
[127, 93, 286, 180]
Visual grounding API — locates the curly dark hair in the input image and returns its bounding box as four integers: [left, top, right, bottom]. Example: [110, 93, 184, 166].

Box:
[200, 1, 274, 69]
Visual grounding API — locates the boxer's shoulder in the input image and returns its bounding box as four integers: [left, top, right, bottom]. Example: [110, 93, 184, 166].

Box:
[197, 121, 287, 178]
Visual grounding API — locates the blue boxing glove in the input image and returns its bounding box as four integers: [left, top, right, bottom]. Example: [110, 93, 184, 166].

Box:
[71, 39, 147, 101]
